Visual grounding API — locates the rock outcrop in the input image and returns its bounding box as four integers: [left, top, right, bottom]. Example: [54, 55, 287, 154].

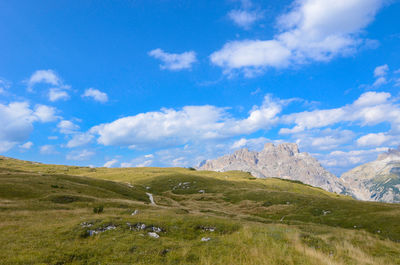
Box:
[341, 146, 400, 203]
[198, 143, 347, 194]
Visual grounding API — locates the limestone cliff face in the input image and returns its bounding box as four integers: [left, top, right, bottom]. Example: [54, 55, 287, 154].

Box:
[341, 147, 400, 203]
[198, 143, 347, 194]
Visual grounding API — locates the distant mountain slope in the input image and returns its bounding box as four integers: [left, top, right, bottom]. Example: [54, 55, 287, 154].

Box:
[341, 147, 400, 203]
[198, 143, 348, 194]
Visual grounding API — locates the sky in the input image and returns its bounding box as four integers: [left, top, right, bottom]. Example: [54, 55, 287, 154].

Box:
[1, 0, 400, 175]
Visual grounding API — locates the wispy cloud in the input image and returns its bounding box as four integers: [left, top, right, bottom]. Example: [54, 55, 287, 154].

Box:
[149, 49, 197, 70]
[228, 9, 263, 29]
[82, 88, 108, 103]
[27, 69, 71, 101]
[66, 149, 95, 161]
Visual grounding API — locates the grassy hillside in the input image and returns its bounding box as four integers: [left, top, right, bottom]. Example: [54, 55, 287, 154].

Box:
[1, 156, 400, 265]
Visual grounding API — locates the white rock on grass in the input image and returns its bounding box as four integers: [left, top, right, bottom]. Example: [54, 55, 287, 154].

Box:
[201, 237, 211, 242]
[148, 232, 160, 238]
[131, 210, 139, 216]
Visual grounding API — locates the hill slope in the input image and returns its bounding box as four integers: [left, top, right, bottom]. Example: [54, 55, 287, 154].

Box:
[1, 156, 400, 264]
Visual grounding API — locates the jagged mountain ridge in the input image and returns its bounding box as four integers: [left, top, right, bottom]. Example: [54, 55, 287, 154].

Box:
[198, 143, 348, 194]
[341, 146, 400, 203]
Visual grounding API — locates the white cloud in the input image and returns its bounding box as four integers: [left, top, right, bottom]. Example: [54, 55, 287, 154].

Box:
[231, 137, 271, 150]
[395, 78, 400, 87]
[90, 94, 283, 149]
[19, 141, 33, 150]
[374, 64, 389, 77]
[210, 40, 291, 75]
[0, 79, 10, 94]
[149, 49, 197, 70]
[57, 120, 80, 134]
[0, 102, 57, 152]
[66, 149, 95, 161]
[372, 77, 387, 87]
[49, 88, 70, 102]
[103, 159, 118, 168]
[211, 0, 385, 75]
[318, 147, 388, 174]
[40, 145, 58, 155]
[357, 132, 399, 147]
[82, 88, 108, 103]
[353, 91, 390, 106]
[120, 155, 153, 168]
[34, 105, 58, 122]
[228, 9, 263, 29]
[66, 133, 94, 148]
[27, 69, 71, 101]
[136, 160, 153, 167]
[28, 70, 60, 90]
[280, 91, 400, 134]
[371, 64, 389, 87]
[293, 129, 355, 151]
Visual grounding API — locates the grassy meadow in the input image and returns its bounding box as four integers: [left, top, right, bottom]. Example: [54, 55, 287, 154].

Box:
[1, 156, 400, 264]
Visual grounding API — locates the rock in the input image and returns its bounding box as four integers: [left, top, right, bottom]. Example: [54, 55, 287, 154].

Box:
[151, 226, 162, 233]
[198, 226, 216, 232]
[131, 210, 139, 216]
[86, 224, 116, 236]
[201, 237, 211, 242]
[130, 223, 147, 231]
[198, 142, 347, 194]
[160, 249, 170, 256]
[104, 225, 116, 231]
[322, 210, 331, 216]
[88, 230, 99, 236]
[148, 232, 160, 238]
[198, 190, 205, 193]
[80, 222, 93, 228]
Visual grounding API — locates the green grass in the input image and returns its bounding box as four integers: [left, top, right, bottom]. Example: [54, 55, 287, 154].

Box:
[1, 156, 400, 264]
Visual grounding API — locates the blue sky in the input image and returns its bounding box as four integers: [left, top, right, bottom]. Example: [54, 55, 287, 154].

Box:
[1, 0, 400, 175]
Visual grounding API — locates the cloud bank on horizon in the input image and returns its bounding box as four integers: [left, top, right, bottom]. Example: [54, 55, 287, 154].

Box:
[0, 0, 399, 175]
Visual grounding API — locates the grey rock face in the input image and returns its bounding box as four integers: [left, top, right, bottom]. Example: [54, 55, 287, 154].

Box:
[198, 143, 347, 194]
[341, 146, 400, 203]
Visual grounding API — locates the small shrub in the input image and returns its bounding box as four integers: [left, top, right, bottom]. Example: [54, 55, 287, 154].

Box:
[263, 201, 273, 207]
[51, 195, 77, 204]
[300, 233, 335, 254]
[93, 205, 104, 214]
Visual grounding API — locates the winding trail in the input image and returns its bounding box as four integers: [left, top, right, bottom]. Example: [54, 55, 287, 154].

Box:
[146, 192, 156, 205]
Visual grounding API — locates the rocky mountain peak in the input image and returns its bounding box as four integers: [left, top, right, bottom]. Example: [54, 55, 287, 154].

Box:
[260, 143, 300, 158]
[377, 146, 400, 161]
[341, 146, 400, 203]
[198, 142, 347, 194]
